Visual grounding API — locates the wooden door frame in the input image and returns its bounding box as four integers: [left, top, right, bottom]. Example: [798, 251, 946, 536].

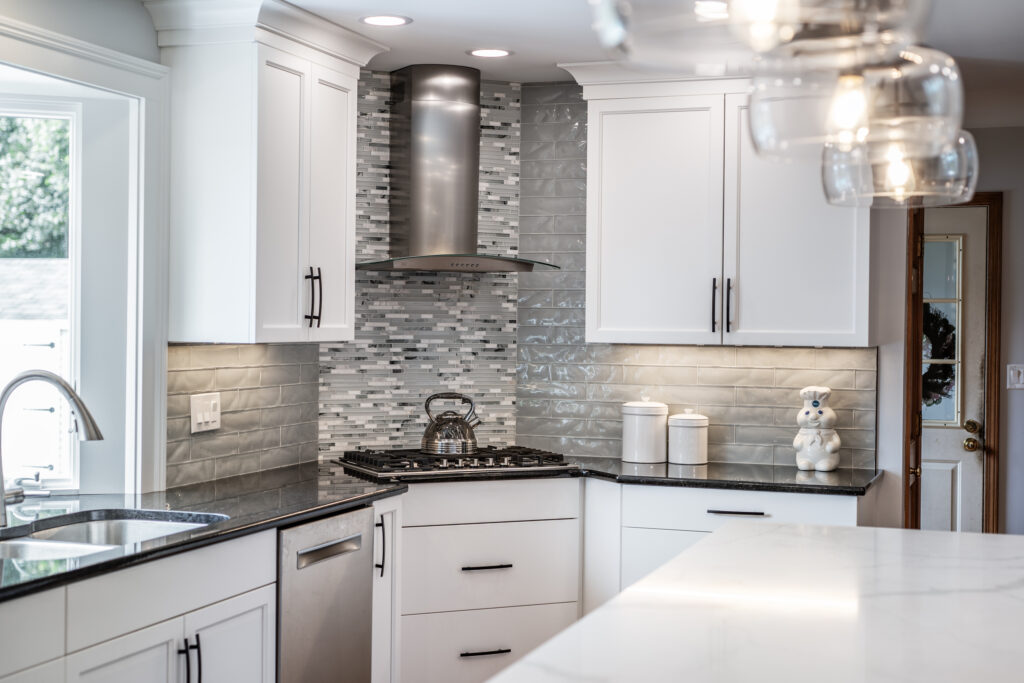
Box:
[902, 192, 1003, 532]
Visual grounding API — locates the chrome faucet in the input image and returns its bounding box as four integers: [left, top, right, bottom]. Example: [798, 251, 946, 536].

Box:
[0, 370, 103, 528]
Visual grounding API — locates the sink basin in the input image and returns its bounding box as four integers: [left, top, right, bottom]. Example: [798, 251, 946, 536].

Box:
[27, 510, 229, 546]
[0, 538, 116, 560]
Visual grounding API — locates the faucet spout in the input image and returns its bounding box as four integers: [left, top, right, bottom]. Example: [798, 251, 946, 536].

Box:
[0, 370, 103, 528]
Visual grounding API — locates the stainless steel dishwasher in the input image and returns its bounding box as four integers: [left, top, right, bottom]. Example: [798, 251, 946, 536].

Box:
[279, 506, 373, 682]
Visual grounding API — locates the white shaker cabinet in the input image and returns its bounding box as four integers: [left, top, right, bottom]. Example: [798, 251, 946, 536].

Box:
[150, 1, 384, 343]
[566, 68, 871, 347]
[66, 619, 182, 683]
[372, 496, 403, 683]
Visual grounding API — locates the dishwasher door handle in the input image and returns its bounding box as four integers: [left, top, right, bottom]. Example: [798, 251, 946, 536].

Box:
[296, 533, 362, 569]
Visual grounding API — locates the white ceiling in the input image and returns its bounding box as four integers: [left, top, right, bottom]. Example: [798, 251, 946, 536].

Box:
[289, 0, 1024, 82]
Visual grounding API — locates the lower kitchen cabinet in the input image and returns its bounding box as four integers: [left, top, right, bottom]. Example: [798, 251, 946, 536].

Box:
[373, 496, 403, 683]
[402, 602, 578, 683]
[67, 584, 276, 683]
[620, 527, 706, 590]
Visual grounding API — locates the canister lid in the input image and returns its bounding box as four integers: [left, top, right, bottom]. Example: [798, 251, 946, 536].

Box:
[669, 409, 709, 427]
[622, 399, 668, 416]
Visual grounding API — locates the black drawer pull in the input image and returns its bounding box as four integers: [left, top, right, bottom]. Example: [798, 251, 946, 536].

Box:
[461, 563, 513, 572]
[460, 648, 512, 658]
[707, 509, 766, 516]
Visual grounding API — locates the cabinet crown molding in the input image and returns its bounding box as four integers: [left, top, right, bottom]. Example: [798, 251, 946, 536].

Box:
[143, 0, 387, 66]
[559, 60, 750, 86]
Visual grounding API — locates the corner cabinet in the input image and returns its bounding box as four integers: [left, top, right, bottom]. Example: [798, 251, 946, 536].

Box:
[149, 1, 385, 343]
[570, 69, 871, 347]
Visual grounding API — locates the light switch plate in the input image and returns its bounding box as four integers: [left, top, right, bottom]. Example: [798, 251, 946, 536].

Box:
[190, 392, 221, 433]
[1008, 365, 1024, 390]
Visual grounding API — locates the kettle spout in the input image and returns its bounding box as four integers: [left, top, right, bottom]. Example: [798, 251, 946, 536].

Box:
[468, 416, 482, 428]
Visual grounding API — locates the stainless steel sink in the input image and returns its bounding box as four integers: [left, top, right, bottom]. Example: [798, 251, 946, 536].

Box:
[26, 510, 229, 546]
[0, 538, 116, 560]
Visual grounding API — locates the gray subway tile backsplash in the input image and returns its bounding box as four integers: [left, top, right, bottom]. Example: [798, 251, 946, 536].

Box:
[514, 82, 878, 468]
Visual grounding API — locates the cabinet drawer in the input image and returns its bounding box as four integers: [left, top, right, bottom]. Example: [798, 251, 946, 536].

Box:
[402, 602, 577, 683]
[402, 479, 580, 526]
[402, 519, 580, 614]
[621, 485, 857, 532]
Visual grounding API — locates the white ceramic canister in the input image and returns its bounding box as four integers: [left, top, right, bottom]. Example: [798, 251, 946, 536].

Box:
[668, 410, 709, 465]
[621, 400, 668, 463]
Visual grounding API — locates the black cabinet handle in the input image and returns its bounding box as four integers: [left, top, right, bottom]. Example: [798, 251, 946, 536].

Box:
[316, 267, 323, 328]
[192, 633, 203, 683]
[460, 648, 512, 658]
[178, 637, 192, 683]
[706, 509, 765, 516]
[725, 277, 732, 333]
[711, 277, 717, 333]
[461, 563, 513, 572]
[375, 515, 386, 578]
[304, 266, 322, 328]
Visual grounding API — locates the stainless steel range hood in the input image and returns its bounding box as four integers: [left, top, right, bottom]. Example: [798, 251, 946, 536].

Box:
[356, 64, 558, 274]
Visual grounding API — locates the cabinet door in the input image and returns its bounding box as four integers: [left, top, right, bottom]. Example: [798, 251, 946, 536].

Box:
[308, 64, 357, 342]
[183, 584, 276, 683]
[372, 497, 402, 683]
[620, 527, 707, 590]
[66, 619, 182, 683]
[0, 659, 64, 683]
[723, 93, 870, 346]
[255, 44, 309, 342]
[586, 95, 724, 344]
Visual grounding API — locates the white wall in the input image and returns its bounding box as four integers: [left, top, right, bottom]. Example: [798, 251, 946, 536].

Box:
[0, 0, 159, 62]
[970, 127, 1024, 534]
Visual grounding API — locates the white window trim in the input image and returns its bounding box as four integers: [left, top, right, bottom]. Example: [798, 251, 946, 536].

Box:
[0, 98, 82, 490]
[0, 16, 170, 493]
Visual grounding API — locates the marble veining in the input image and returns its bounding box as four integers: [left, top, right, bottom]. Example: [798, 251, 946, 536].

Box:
[491, 522, 1024, 682]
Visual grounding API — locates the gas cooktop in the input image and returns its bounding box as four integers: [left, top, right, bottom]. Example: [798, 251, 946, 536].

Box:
[335, 446, 578, 481]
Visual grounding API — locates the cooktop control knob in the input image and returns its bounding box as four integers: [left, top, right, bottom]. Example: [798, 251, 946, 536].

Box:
[484, 457, 495, 467]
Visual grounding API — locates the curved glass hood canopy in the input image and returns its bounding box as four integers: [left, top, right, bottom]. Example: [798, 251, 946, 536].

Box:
[356, 64, 559, 274]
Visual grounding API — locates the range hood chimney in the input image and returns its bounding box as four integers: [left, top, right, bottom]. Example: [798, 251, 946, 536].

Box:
[356, 64, 558, 273]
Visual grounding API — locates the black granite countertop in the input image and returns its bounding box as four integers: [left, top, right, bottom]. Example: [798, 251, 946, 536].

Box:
[568, 457, 882, 496]
[0, 461, 405, 602]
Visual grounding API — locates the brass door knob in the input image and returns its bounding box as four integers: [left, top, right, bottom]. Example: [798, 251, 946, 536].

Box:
[908, 466, 921, 478]
[963, 437, 981, 452]
[964, 419, 981, 434]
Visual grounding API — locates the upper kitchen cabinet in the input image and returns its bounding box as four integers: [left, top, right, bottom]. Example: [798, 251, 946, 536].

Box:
[563, 66, 870, 347]
[145, 0, 386, 343]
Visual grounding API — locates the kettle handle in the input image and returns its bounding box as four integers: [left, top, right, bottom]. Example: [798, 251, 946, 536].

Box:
[425, 393, 481, 426]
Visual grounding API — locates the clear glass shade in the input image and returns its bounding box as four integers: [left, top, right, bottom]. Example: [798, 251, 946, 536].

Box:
[588, 0, 930, 75]
[749, 46, 963, 160]
[822, 130, 978, 208]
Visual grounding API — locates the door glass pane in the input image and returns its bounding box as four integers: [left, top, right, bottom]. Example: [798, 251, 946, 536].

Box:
[922, 240, 958, 299]
[922, 302, 957, 360]
[0, 115, 74, 487]
[922, 362, 958, 423]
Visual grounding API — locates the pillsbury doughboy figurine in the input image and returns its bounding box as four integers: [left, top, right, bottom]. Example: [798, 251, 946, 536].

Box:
[793, 386, 841, 472]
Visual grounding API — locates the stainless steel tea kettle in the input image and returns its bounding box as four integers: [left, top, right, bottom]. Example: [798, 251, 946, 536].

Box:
[421, 393, 481, 455]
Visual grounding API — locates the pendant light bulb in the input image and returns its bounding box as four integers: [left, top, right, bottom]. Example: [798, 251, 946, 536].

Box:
[882, 144, 916, 201]
[827, 74, 869, 150]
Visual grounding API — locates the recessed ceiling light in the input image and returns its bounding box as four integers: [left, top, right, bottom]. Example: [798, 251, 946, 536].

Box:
[360, 15, 412, 27]
[468, 49, 512, 58]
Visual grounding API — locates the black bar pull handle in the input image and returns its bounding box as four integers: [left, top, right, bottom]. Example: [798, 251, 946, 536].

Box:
[315, 266, 323, 328]
[725, 277, 733, 333]
[711, 277, 717, 332]
[178, 637, 192, 683]
[707, 509, 766, 516]
[375, 515, 386, 578]
[461, 563, 513, 572]
[192, 633, 203, 683]
[304, 266, 322, 328]
[460, 648, 512, 658]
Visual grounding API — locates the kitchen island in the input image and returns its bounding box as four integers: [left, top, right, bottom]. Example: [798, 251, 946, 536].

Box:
[490, 521, 1024, 682]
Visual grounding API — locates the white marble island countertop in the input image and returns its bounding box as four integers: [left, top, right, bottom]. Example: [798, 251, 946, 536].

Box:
[491, 522, 1024, 682]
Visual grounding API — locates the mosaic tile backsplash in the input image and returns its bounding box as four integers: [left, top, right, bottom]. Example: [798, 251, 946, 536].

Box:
[166, 343, 319, 487]
[514, 82, 877, 468]
[317, 70, 521, 454]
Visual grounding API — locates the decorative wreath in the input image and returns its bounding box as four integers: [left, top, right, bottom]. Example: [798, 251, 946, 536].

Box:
[922, 303, 956, 407]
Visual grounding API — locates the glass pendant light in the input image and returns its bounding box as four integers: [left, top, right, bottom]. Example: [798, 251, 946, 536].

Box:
[749, 46, 963, 160]
[821, 130, 978, 207]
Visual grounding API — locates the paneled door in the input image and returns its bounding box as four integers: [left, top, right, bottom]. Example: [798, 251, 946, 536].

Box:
[66, 619, 182, 683]
[919, 206, 989, 532]
[586, 94, 724, 345]
[722, 94, 870, 346]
